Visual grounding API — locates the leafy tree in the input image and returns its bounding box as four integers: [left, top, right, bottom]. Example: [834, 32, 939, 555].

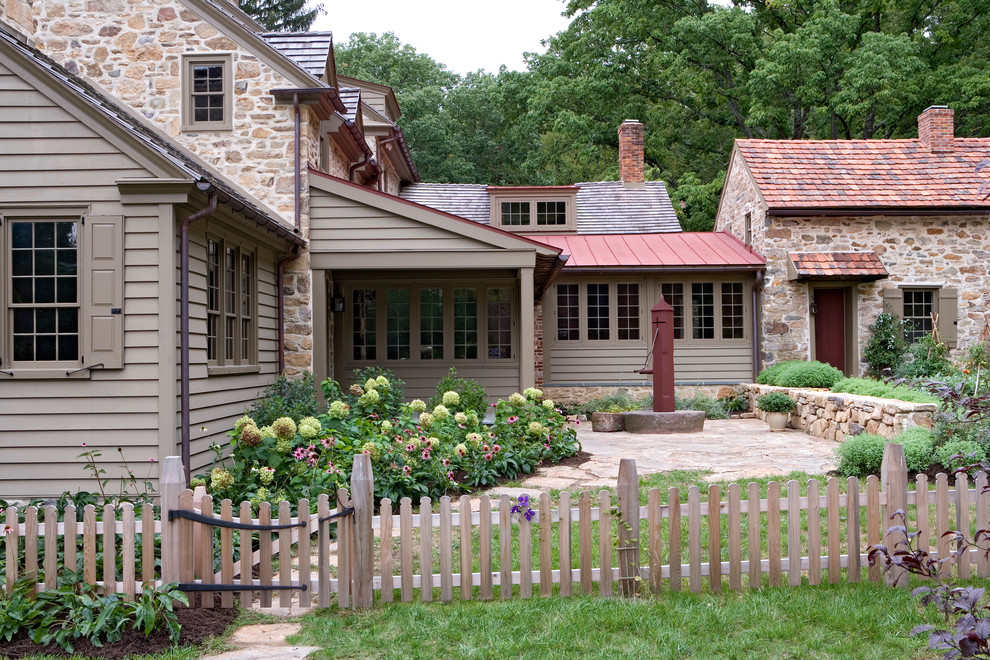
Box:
[240, 0, 324, 32]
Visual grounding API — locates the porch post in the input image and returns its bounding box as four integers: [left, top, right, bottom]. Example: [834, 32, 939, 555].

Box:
[520, 266, 535, 390]
[312, 271, 330, 391]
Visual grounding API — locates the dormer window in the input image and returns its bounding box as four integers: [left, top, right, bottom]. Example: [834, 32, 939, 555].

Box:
[488, 186, 578, 232]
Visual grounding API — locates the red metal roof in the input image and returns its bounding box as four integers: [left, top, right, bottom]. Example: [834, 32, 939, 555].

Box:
[789, 252, 889, 281]
[523, 232, 765, 270]
[736, 138, 990, 210]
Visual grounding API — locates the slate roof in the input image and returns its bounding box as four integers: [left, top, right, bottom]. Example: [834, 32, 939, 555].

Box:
[736, 138, 990, 210]
[789, 252, 888, 281]
[338, 87, 361, 122]
[0, 25, 304, 246]
[261, 31, 332, 81]
[399, 181, 681, 233]
[525, 233, 765, 270]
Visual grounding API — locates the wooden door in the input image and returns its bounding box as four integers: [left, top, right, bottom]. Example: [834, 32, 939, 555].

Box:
[814, 289, 845, 373]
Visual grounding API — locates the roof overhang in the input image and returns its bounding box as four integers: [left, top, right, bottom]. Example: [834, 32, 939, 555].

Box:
[787, 251, 888, 282]
[769, 206, 990, 217]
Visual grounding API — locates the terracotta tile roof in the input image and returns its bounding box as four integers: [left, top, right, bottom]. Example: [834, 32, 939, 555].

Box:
[524, 232, 765, 270]
[399, 181, 681, 233]
[736, 138, 990, 210]
[789, 252, 888, 281]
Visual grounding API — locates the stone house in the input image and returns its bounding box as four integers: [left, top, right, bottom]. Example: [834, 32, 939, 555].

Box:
[401, 120, 766, 402]
[714, 106, 990, 375]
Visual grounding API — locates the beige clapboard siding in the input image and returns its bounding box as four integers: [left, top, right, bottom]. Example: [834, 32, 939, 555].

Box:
[0, 64, 163, 498]
[548, 342, 753, 384]
[309, 188, 491, 252]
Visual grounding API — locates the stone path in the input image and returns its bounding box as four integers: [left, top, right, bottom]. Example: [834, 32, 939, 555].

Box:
[200, 622, 320, 660]
[487, 417, 838, 499]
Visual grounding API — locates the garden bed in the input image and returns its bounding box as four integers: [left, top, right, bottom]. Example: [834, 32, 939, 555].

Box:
[744, 384, 936, 441]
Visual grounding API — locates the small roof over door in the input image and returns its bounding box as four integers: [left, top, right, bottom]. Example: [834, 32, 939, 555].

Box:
[787, 252, 889, 281]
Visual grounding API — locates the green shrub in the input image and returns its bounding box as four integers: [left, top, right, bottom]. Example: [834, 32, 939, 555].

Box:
[893, 427, 935, 473]
[429, 368, 488, 417]
[835, 433, 886, 477]
[249, 372, 323, 427]
[675, 393, 728, 419]
[863, 312, 908, 377]
[756, 391, 796, 413]
[757, 360, 844, 389]
[933, 440, 987, 471]
[897, 334, 955, 379]
[830, 377, 938, 404]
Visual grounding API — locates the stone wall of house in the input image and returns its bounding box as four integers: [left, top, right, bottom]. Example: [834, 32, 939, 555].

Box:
[745, 384, 936, 441]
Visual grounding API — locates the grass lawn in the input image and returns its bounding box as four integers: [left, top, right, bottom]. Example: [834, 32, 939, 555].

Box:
[291, 580, 948, 659]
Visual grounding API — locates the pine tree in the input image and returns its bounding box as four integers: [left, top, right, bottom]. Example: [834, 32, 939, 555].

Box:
[239, 0, 324, 32]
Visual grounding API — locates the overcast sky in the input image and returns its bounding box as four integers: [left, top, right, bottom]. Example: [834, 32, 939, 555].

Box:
[313, 0, 574, 75]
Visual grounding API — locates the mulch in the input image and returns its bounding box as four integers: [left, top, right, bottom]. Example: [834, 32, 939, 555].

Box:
[0, 595, 238, 659]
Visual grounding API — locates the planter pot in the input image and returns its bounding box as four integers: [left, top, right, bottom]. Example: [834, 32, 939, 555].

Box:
[591, 411, 625, 432]
[764, 411, 789, 432]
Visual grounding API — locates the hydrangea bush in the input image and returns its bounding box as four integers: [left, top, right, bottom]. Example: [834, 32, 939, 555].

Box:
[198, 379, 580, 510]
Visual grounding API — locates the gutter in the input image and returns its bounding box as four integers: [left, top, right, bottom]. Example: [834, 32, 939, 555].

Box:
[345, 119, 376, 182]
[535, 254, 569, 300]
[752, 270, 764, 382]
[376, 130, 403, 191]
[277, 245, 301, 374]
[179, 187, 217, 483]
[769, 207, 990, 217]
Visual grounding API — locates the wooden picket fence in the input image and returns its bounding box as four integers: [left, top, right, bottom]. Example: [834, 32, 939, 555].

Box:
[4, 445, 990, 607]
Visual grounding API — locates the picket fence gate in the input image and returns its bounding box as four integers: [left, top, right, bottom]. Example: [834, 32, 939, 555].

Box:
[4, 444, 990, 607]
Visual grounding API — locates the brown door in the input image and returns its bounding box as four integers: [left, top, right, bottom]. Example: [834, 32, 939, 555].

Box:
[814, 289, 845, 372]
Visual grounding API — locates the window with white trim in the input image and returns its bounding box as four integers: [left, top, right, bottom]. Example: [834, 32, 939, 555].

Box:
[903, 288, 935, 343]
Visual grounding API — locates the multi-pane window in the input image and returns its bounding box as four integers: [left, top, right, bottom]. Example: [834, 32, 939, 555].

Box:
[206, 237, 255, 367]
[587, 284, 610, 340]
[10, 220, 79, 363]
[183, 55, 232, 130]
[487, 288, 513, 359]
[556, 284, 580, 341]
[501, 202, 530, 226]
[536, 201, 567, 226]
[386, 288, 410, 360]
[721, 282, 744, 339]
[453, 288, 477, 359]
[420, 288, 443, 359]
[904, 289, 935, 343]
[617, 284, 640, 340]
[352, 289, 376, 360]
[691, 283, 715, 340]
[661, 283, 684, 340]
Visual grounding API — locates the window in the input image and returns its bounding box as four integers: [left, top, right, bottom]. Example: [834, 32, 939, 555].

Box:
[182, 55, 233, 131]
[2, 213, 123, 374]
[346, 284, 514, 363]
[490, 191, 577, 232]
[721, 282, 744, 339]
[744, 212, 752, 245]
[556, 284, 579, 341]
[553, 282, 642, 343]
[537, 201, 567, 226]
[501, 202, 530, 226]
[205, 236, 255, 369]
[903, 288, 935, 343]
[660, 283, 684, 339]
[10, 220, 79, 363]
[691, 283, 714, 339]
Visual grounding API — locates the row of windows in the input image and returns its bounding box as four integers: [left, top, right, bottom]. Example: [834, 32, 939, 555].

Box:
[349, 285, 514, 362]
[500, 201, 568, 226]
[554, 281, 746, 343]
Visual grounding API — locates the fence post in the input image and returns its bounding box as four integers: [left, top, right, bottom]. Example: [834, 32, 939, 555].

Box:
[160, 456, 184, 586]
[881, 443, 909, 588]
[191, 485, 207, 580]
[617, 458, 640, 596]
[351, 453, 375, 608]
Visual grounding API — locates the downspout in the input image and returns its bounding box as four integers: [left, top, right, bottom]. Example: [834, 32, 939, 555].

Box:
[277, 244, 301, 374]
[180, 188, 217, 484]
[752, 270, 764, 382]
[376, 130, 402, 192]
[293, 93, 301, 231]
[348, 150, 371, 183]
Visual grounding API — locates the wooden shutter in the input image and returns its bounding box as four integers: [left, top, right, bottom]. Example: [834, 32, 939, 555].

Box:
[82, 215, 124, 369]
[881, 287, 903, 316]
[938, 287, 958, 349]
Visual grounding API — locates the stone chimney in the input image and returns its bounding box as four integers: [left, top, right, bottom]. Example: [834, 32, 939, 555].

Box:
[918, 105, 954, 153]
[618, 119, 645, 188]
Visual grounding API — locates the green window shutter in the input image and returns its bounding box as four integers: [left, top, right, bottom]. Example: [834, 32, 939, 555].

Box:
[938, 287, 958, 349]
[881, 287, 903, 316]
[83, 215, 124, 369]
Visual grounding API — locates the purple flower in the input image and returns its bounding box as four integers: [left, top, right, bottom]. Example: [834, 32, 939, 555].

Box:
[507, 416, 519, 424]
[524, 508, 536, 522]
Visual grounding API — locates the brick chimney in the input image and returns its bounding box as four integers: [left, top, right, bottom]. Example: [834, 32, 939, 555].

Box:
[618, 119, 645, 188]
[918, 105, 954, 153]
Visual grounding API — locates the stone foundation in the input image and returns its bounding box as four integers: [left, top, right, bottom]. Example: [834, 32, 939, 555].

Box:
[745, 384, 936, 441]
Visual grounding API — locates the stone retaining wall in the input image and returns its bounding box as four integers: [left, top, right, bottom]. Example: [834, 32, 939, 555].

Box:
[543, 384, 742, 407]
[744, 384, 936, 441]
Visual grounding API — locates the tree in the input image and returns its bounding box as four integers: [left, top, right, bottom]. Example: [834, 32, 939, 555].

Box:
[239, 0, 324, 32]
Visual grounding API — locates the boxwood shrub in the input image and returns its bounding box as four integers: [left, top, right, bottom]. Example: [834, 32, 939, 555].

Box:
[757, 360, 844, 389]
[756, 391, 796, 413]
[835, 433, 886, 477]
[933, 440, 987, 471]
[893, 427, 935, 473]
[830, 377, 939, 404]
